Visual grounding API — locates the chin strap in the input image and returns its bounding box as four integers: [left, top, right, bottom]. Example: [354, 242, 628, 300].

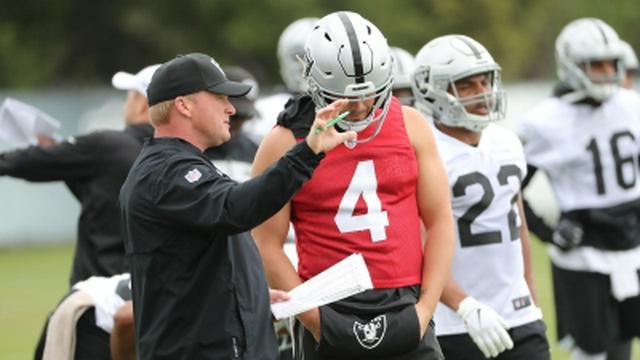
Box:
[559, 90, 588, 103]
[560, 90, 605, 107]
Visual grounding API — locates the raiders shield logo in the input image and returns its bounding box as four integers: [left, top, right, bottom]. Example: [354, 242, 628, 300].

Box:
[353, 315, 387, 350]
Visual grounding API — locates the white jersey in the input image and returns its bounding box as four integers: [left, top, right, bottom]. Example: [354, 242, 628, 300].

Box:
[518, 89, 640, 211]
[518, 89, 640, 300]
[242, 92, 293, 145]
[72, 273, 130, 333]
[432, 123, 541, 336]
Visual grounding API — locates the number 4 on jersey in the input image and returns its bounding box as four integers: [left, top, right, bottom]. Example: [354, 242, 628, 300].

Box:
[334, 160, 389, 242]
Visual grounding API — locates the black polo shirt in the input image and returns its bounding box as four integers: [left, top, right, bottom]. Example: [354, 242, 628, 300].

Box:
[120, 137, 322, 359]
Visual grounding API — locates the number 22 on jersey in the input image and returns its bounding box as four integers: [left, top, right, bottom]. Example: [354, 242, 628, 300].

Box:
[334, 160, 389, 242]
[453, 164, 522, 247]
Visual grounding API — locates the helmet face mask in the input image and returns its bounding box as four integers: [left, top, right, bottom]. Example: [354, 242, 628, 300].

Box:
[450, 71, 504, 121]
[555, 18, 624, 102]
[412, 35, 506, 132]
[582, 59, 623, 86]
[303, 11, 394, 146]
[312, 80, 392, 133]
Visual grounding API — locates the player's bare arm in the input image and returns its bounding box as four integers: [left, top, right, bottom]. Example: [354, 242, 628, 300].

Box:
[251, 125, 322, 342]
[251, 125, 299, 291]
[403, 105, 456, 337]
[439, 278, 470, 311]
[517, 194, 539, 305]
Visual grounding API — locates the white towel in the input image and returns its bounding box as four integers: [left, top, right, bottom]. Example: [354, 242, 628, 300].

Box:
[43, 291, 95, 360]
[610, 263, 640, 301]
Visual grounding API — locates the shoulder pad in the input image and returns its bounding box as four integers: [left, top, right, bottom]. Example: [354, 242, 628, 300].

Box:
[276, 95, 316, 138]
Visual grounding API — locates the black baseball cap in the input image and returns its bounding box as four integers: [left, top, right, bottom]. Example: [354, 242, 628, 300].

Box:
[147, 53, 252, 106]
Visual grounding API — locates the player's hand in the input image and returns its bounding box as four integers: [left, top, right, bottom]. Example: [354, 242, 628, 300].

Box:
[414, 302, 431, 338]
[268, 288, 290, 304]
[552, 218, 583, 251]
[305, 99, 357, 154]
[297, 307, 321, 342]
[36, 134, 57, 146]
[457, 296, 514, 358]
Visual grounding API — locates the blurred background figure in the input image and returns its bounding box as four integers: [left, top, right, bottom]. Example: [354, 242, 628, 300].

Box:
[620, 40, 638, 89]
[19, 63, 158, 359]
[242, 17, 319, 145]
[1, 63, 158, 287]
[518, 18, 640, 360]
[37, 273, 133, 360]
[204, 66, 260, 181]
[390, 46, 416, 106]
[243, 17, 313, 301]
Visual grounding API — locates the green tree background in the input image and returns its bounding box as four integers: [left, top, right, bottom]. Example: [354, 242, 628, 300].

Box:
[1, 0, 638, 89]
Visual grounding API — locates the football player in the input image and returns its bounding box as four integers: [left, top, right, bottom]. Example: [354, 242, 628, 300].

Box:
[518, 18, 640, 360]
[390, 46, 416, 106]
[252, 10, 455, 360]
[412, 34, 550, 359]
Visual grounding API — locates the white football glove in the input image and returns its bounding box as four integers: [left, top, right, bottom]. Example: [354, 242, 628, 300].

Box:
[457, 296, 514, 358]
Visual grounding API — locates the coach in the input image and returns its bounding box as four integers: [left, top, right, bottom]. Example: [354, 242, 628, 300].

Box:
[119, 53, 355, 359]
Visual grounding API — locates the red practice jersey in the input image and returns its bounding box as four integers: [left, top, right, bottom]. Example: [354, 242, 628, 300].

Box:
[291, 97, 423, 288]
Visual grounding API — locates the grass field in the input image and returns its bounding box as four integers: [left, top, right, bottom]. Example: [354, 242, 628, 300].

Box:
[0, 244, 73, 359]
[0, 241, 638, 359]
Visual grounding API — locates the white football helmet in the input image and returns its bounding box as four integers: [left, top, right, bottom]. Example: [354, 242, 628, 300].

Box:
[555, 18, 624, 102]
[303, 11, 393, 145]
[412, 35, 505, 132]
[390, 47, 416, 105]
[277, 18, 319, 94]
[620, 40, 639, 72]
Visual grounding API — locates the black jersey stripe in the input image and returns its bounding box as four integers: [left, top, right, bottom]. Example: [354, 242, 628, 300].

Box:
[338, 12, 365, 83]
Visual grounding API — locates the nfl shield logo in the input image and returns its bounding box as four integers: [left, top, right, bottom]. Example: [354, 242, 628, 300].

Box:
[353, 315, 387, 350]
[184, 168, 202, 183]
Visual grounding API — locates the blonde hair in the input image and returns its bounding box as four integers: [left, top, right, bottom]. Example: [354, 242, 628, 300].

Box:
[149, 99, 174, 126]
[149, 94, 200, 126]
